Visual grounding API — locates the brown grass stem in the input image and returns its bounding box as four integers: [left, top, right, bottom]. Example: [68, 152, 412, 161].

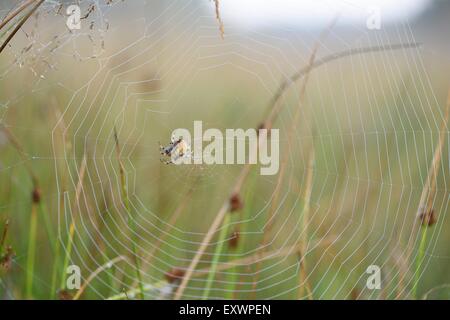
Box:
[213, 0, 224, 39]
[0, 0, 36, 32]
[73, 255, 127, 300]
[59, 153, 87, 292]
[0, 219, 9, 252]
[297, 149, 315, 299]
[0, 0, 45, 55]
[410, 90, 450, 298]
[194, 235, 336, 277]
[264, 42, 421, 129]
[113, 127, 145, 300]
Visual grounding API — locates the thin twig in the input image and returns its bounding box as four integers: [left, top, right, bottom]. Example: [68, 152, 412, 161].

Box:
[113, 127, 145, 300]
[0, 219, 10, 253]
[194, 235, 336, 277]
[202, 213, 231, 299]
[213, 0, 224, 39]
[406, 90, 450, 298]
[297, 149, 315, 300]
[0, 125, 37, 184]
[0, 0, 36, 31]
[60, 153, 87, 291]
[264, 42, 421, 129]
[422, 284, 450, 300]
[0, 0, 44, 55]
[73, 256, 127, 300]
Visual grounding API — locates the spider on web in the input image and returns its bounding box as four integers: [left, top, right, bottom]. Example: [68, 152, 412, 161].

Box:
[159, 135, 191, 165]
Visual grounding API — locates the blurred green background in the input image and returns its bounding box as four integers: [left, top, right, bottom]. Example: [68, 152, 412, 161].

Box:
[0, 0, 449, 300]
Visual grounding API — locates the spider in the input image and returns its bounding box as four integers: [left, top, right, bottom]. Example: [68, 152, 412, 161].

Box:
[159, 135, 191, 165]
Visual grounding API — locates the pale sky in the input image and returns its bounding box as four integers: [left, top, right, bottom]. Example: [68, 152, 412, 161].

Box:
[220, 0, 432, 28]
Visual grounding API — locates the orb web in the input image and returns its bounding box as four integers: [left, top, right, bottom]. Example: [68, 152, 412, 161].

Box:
[0, 0, 447, 300]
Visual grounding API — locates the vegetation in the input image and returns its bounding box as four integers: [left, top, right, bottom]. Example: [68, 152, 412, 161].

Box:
[0, 0, 449, 300]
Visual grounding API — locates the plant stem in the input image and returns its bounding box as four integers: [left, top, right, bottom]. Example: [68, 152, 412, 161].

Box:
[298, 150, 315, 300]
[0, 0, 36, 31]
[26, 204, 38, 299]
[107, 280, 166, 300]
[202, 213, 231, 300]
[73, 256, 127, 300]
[413, 226, 428, 298]
[127, 209, 145, 300]
[60, 221, 75, 289]
[224, 171, 257, 299]
[114, 127, 145, 300]
[50, 235, 60, 299]
[38, 201, 56, 254]
[0, 219, 9, 252]
[0, 0, 45, 55]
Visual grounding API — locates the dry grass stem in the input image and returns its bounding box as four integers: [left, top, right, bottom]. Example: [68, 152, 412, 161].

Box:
[0, 125, 38, 184]
[113, 127, 145, 300]
[60, 153, 87, 292]
[403, 89, 450, 298]
[0, 0, 36, 31]
[213, 0, 224, 39]
[73, 255, 127, 300]
[194, 235, 336, 277]
[0, 0, 45, 55]
[264, 42, 421, 129]
[0, 219, 10, 251]
[297, 149, 315, 299]
[112, 236, 335, 300]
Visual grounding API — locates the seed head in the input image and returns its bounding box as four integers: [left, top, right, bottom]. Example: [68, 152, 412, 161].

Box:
[229, 193, 243, 212]
[57, 289, 73, 300]
[32, 187, 41, 204]
[164, 268, 185, 283]
[418, 208, 436, 227]
[257, 122, 271, 137]
[0, 246, 15, 271]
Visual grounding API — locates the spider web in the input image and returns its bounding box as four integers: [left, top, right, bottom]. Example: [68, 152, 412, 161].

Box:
[0, 0, 448, 300]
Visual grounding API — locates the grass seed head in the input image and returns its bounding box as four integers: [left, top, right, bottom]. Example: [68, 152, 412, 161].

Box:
[32, 186, 41, 204]
[165, 268, 185, 283]
[57, 289, 73, 300]
[418, 208, 437, 227]
[257, 122, 266, 131]
[257, 122, 271, 137]
[229, 193, 243, 212]
[0, 246, 15, 271]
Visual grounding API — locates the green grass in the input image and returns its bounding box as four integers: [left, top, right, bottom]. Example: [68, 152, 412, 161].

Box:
[202, 212, 231, 300]
[25, 199, 38, 299]
[114, 127, 145, 300]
